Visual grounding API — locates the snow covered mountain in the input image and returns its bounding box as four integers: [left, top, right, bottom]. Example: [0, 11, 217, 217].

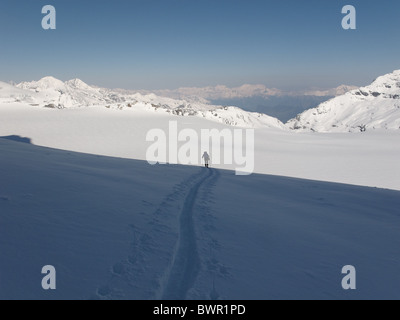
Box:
[6, 77, 285, 129]
[16, 76, 126, 107]
[288, 70, 400, 132]
[140, 84, 358, 123]
[4, 70, 399, 132]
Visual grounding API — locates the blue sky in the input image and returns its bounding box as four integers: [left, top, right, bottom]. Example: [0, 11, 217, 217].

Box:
[0, 0, 399, 90]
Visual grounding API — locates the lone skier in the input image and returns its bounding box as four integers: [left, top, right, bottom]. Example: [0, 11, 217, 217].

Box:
[202, 151, 210, 168]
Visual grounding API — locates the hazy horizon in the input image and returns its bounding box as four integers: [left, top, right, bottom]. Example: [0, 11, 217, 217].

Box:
[0, 74, 370, 93]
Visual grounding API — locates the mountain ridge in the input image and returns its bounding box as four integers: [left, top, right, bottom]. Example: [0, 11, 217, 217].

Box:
[1, 77, 286, 129]
[2, 70, 399, 132]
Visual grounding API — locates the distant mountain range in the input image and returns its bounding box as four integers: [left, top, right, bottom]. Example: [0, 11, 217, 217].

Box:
[1, 70, 399, 132]
[142, 84, 357, 100]
[138, 84, 358, 122]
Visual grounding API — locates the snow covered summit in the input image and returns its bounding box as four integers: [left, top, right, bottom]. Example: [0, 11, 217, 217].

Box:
[16, 76, 125, 108]
[288, 70, 400, 132]
[18, 76, 65, 91]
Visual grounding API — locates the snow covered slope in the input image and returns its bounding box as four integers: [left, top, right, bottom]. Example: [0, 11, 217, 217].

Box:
[1, 138, 399, 300]
[10, 77, 285, 129]
[0, 102, 399, 190]
[0, 81, 36, 104]
[288, 70, 400, 132]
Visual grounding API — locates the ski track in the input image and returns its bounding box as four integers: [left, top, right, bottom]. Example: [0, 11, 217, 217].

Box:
[187, 169, 227, 300]
[93, 167, 217, 300]
[161, 168, 216, 300]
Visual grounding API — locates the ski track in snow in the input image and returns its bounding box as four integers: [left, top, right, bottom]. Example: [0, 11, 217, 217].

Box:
[161, 168, 216, 300]
[188, 169, 226, 300]
[93, 167, 218, 300]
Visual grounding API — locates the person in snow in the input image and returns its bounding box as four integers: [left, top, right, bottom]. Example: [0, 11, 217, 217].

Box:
[202, 151, 210, 168]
